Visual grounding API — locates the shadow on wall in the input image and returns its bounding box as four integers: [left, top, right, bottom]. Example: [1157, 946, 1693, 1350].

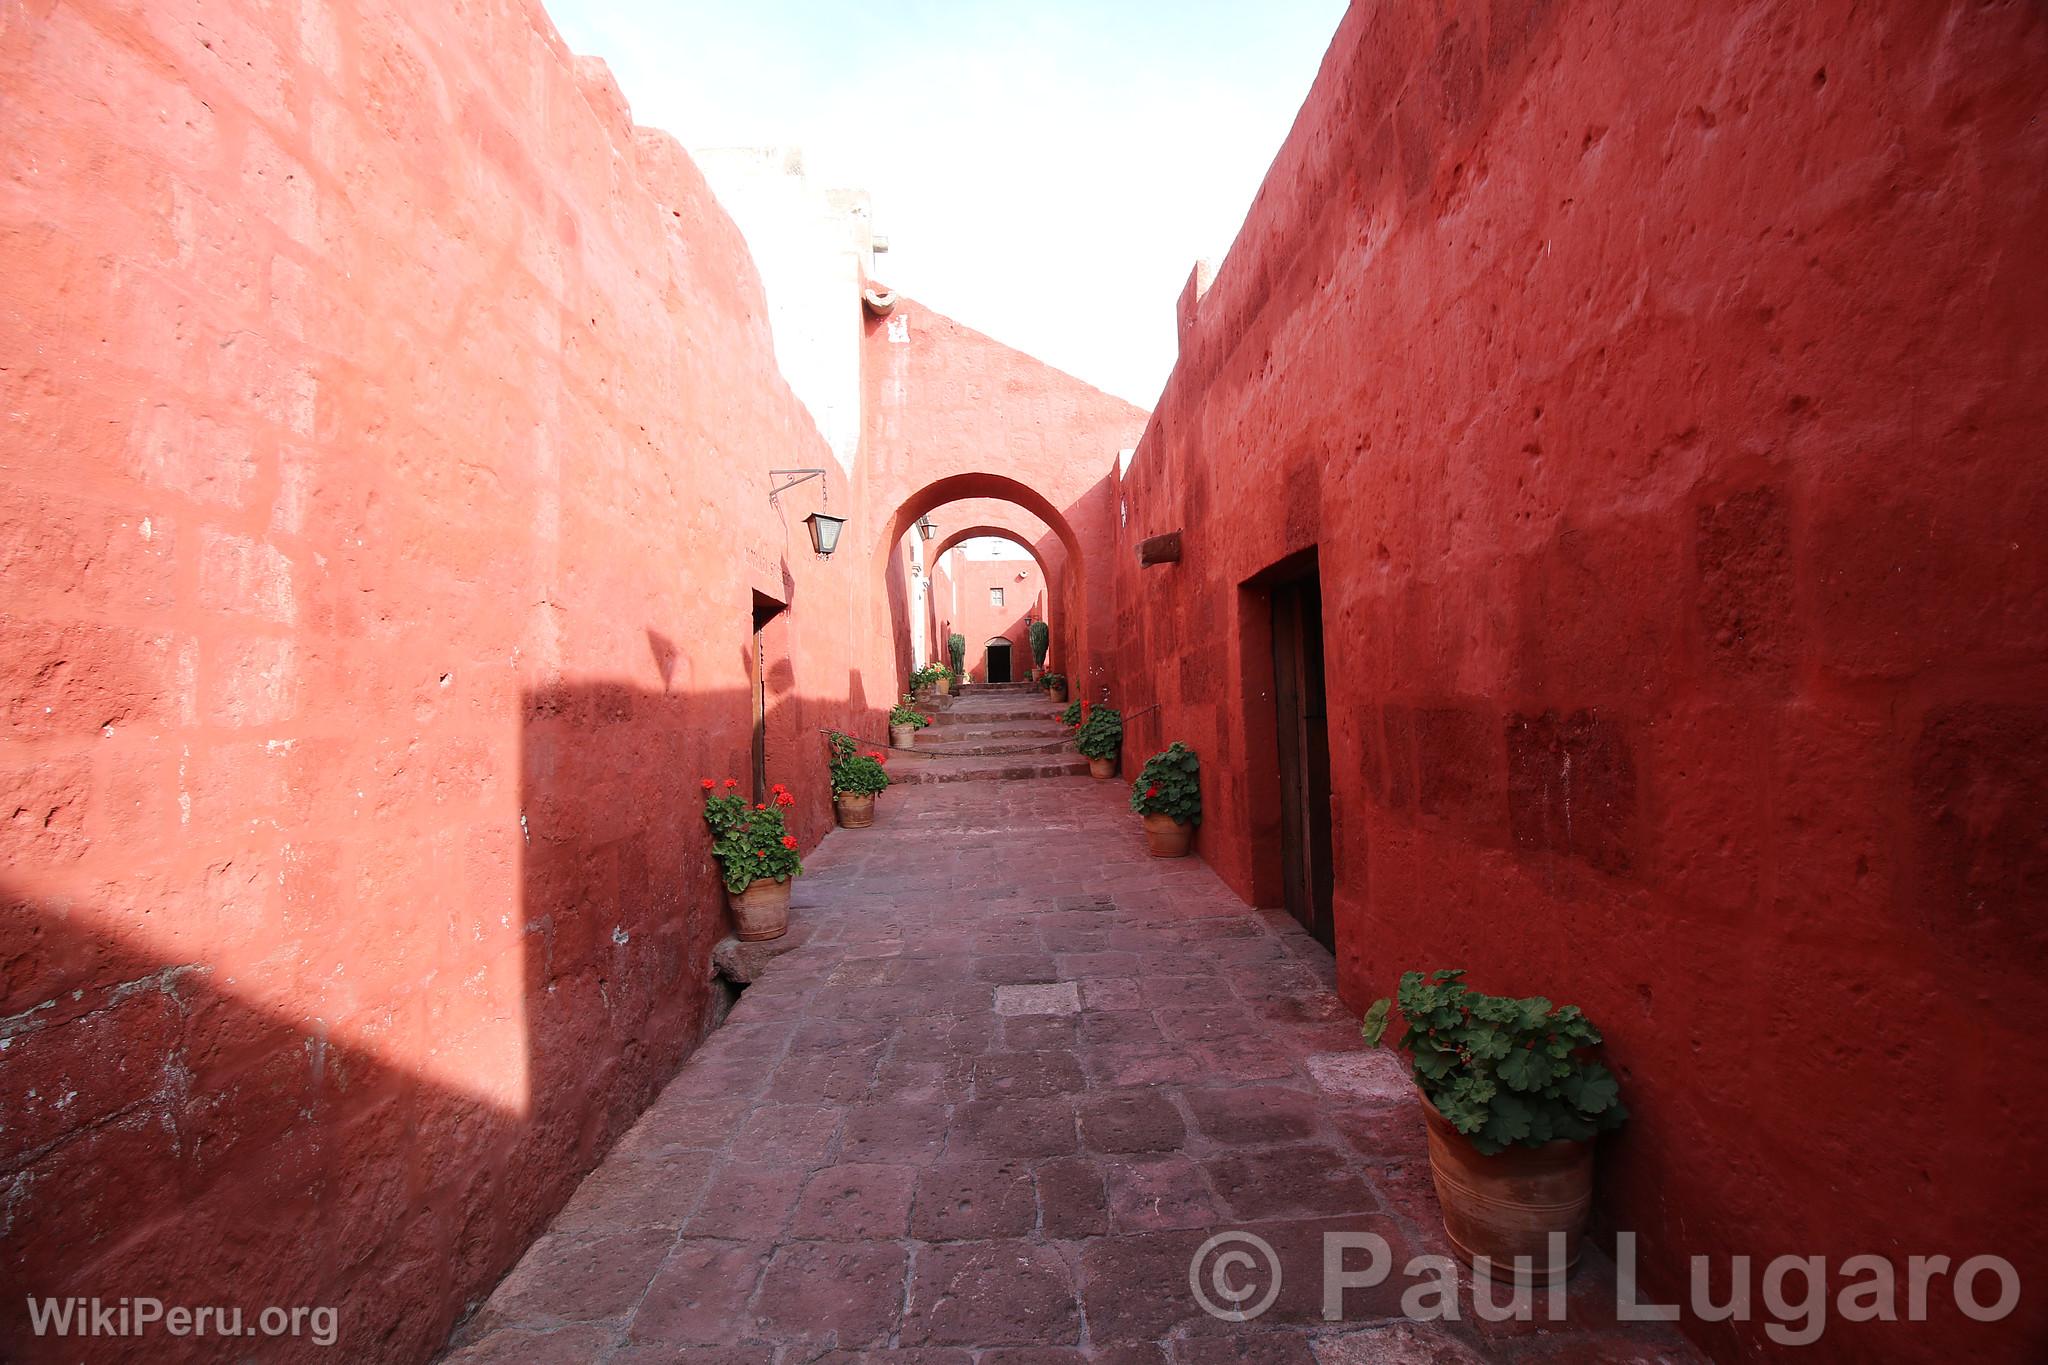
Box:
[1, 667, 873, 1363]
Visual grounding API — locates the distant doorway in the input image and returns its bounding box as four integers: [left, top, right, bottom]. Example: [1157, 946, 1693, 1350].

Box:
[1269, 568, 1334, 950]
[985, 639, 1013, 683]
[751, 591, 787, 802]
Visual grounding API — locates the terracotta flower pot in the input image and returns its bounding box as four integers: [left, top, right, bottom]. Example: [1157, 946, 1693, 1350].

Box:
[1420, 1093, 1593, 1284]
[728, 876, 791, 942]
[889, 723, 916, 748]
[1087, 756, 1115, 779]
[835, 793, 875, 828]
[1142, 812, 1192, 857]
[934, 677, 951, 696]
[1048, 685, 1068, 704]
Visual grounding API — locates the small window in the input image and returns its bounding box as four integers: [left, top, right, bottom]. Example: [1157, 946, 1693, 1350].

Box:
[990, 587, 1004, 607]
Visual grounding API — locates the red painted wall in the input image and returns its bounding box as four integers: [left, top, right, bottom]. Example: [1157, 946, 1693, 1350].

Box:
[0, 2, 873, 1358]
[1112, 2, 2048, 1361]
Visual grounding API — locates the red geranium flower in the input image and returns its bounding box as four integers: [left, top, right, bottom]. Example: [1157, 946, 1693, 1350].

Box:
[723, 778, 739, 788]
[754, 849, 766, 858]
[700, 778, 715, 790]
[781, 835, 798, 849]
[775, 791, 796, 807]
[1145, 785, 1160, 798]
[755, 803, 767, 811]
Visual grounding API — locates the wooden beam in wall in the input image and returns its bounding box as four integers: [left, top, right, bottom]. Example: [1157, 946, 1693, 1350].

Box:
[1137, 531, 1183, 566]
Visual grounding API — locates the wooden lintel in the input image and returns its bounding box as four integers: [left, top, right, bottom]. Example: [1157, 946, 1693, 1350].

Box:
[1137, 530, 1184, 566]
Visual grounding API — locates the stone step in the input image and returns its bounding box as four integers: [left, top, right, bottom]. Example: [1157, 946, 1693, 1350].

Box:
[905, 736, 1072, 757]
[914, 723, 1072, 742]
[924, 705, 1063, 724]
[886, 753, 1093, 785]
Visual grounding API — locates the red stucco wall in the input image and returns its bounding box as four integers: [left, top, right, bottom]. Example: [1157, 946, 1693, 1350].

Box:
[1112, 2, 2047, 1361]
[0, 3, 873, 1358]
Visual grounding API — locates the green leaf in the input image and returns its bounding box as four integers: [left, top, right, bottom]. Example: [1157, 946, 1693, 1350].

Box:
[1413, 1047, 1456, 1080]
[1482, 1094, 1534, 1147]
[1362, 998, 1391, 1047]
[1495, 1046, 1554, 1093]
[1561, 1065, 1620, 1115]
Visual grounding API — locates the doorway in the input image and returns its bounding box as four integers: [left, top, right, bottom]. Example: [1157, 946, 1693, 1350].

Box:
[751, 591, 787, 802]
[1269, 568, 1334, 949]
[985, 638, 1013, 683]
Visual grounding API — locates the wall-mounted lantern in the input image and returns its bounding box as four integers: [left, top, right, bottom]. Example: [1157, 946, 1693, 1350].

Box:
[804, 512, 846, 557]
[916, 515, 936, 541]
[767, 468, 844, 559]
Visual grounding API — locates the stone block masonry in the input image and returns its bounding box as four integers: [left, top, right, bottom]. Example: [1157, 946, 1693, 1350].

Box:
[0, 2, 867, 1358]
[1110, 1, 2048, 1361]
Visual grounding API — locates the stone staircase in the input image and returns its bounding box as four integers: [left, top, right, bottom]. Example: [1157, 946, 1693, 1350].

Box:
[886, 682, 1087, 784]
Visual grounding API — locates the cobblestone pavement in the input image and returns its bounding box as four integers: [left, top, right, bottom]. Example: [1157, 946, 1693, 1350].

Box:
[443, 778, 1701, 1364]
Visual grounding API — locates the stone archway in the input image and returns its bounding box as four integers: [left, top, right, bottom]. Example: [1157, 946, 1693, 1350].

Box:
[926, 525, 1059, 671]
[876, 473, 1091, 694]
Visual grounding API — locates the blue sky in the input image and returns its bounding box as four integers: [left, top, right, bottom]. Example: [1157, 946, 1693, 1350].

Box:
[540, 1, 1348, 407]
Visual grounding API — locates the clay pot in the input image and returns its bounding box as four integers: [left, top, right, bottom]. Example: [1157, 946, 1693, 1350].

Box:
[1048, 685, 1068, 704]
[1142, 812, 1192, 857]
[1087, 755, 1116, 779]
[1420, 1094, 1593, 1284]
[889, 723, 916, 748]
[835, 793, 875, 828]
[728, 877, 791, 942]
[934, 677, 951, 695]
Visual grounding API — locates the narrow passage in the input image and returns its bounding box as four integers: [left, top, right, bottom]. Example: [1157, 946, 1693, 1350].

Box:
[445, 775, 1701, 1363]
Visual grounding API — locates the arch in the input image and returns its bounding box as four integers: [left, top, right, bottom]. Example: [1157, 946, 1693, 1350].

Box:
[878, 473, 1088, 693]
[929, 524, 1055, 587]
[877, 472, 1084, 572]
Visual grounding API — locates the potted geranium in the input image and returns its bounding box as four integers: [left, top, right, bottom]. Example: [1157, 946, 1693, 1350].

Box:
[1059, 698, 1083, 728]
[827, 730, 889, 827]
[1042, 672, 1068, 704]
[700, 778, 802, 941]
[1130, 742, 1199, 856]
[1074, 703, 1122, 779]
[888, 696, 932, 748]
[1363, 970, 1629, 1283]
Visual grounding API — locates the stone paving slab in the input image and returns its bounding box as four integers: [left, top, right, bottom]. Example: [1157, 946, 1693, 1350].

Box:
[442, 779, 1703, 1364]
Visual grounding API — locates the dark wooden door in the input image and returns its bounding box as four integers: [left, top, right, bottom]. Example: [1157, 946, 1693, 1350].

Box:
[987, 641, 1012, 683]
[1272, 575, 1335, 949]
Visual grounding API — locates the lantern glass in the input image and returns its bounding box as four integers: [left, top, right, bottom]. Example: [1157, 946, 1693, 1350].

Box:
[804, 512, 847, 557]
[916, 515, 936, 541]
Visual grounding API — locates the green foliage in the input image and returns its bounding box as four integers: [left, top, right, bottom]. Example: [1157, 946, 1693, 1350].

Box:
[1040, 672, 1066, 693]
[702, 786, 802, 895]
[1028, 619, 1050, 667]
[1362, 969, 1629, 1156]
[1074, 704, 1123, 761]
[888, 697, 932, 729]
[1059, 699, 1083, 727]
[826, 730, 890, 797]
[1129, 742, 1201, 824]
[909, 663, 951, 689]
[948, 633, 966, 676]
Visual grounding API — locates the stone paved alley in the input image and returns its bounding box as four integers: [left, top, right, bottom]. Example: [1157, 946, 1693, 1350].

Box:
[442, 773, 1702, 1363]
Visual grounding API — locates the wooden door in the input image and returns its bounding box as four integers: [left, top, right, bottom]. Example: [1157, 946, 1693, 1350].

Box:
[1272, 575, 1335, 949]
